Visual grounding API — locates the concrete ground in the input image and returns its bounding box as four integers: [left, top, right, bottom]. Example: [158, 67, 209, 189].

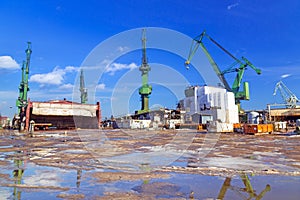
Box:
[0, 129, 299, 199]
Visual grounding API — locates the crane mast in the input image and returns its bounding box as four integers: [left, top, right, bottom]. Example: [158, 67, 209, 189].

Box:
[79, 69, 88, 104]
[185, 30, 261, 111]
[16, 42, 32, 114]
[273, 80, 299, 108]
[137, 29, 152, 114]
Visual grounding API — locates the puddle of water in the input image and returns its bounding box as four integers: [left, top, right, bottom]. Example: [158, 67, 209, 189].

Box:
[2, 160, 299, 200]
[169, 159, 188, 167]
[158, 173, 300, 200]
[0, 145, 13, 149]
[0, 149, 300, 199]
[0, 154, 141, 199]
[61, 149, 89, 154]
[108, 137, 128, 141]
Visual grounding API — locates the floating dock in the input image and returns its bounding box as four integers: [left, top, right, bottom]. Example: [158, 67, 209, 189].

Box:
[24, 99, 101, 130]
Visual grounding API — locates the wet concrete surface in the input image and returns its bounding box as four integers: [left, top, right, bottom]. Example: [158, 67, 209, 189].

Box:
[0, 129, 299, 199]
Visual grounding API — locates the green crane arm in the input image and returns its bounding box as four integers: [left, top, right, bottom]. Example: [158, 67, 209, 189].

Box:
[242, 57, 261, 75]
[185, 30, 261, 106]
[234, 57, 261, 92]
[17, 61, 26, 107]
[23, 42, 31, 100]
[203, 32, 261, 97]
[16, 42, 32, 114]
[185, 31, 232, 91]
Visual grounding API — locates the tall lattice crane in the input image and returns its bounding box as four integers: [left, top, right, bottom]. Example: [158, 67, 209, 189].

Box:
[273, 80, 299, 108]
[16, 42, 32, 114]
[185, 30, 261, 112]
[79, 69, 88, 104]
[14, 42, 32, 130]
[137, 28, 152, 115]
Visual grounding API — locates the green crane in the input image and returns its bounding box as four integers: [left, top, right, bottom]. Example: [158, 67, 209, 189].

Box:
[137, 29, 152, 114]
[79, 69, 88, 104]
[217, 173, 270, 200]
[185, 30, 261, 112]
[16, 42, 32, 114]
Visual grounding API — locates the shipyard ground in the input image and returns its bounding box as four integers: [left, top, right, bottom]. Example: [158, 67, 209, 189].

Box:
[0, 129, 299, 199]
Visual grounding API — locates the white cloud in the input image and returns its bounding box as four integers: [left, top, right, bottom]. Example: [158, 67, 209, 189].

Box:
[29, 66, 78, 85]
[23, 169, 64, 187]
[29, 67, 64, 85]
[117, 46, 129, 53]
[105, 62, 138, 75]
[0, 56, 19, 70]
[281, 74, 291, 79]
[96, 83, 106, 90]
[59, 83, 74, 89]
[0, 188, 10, 199]
[227, 3, 239, 10]
[65, 65, 78, 72]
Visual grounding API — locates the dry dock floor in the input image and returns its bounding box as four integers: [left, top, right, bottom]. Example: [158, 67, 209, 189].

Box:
[0, 129, 299, 199]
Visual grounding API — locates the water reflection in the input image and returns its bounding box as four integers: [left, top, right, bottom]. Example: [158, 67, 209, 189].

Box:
[12, 151, 25, 200]
[1, 145, 298, 200]
[217, 173, 271, 200]
[131, 172, 271, 199]
[76, 169, 82, 191]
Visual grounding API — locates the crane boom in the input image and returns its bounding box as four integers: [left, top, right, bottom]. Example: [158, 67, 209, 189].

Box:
[185, 30, 261, 110]
[273, 80, 299, 108]
[185, 31, 232, 91]
[16, 42, 32, 114]
[14, 42, 32, 130]
[225, 57, 261, 97]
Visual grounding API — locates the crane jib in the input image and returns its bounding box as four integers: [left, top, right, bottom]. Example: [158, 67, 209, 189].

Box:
[184, 30, 262, 112]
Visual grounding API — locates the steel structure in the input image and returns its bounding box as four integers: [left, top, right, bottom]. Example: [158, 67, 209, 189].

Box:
[79, 69, 88, 104]
[217, 173, 270, 200]
[16, 42, 32, 114]
[14, 42, 32, 130]
[137, 29, 152, 114]
[185, 30, 261, 111]
[273, 80, 299, 108]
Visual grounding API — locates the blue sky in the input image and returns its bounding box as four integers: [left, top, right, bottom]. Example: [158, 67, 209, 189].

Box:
[1, 0, 300, 119]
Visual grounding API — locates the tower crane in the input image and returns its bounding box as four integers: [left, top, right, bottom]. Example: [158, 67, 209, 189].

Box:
[79, 69, 88, 104]
[16, 42, 32, 113]
[185, 30, 261, 112]
[14, 42, 32, 130]
[273, 80, 299, 108]
[137, 28, 152, 115]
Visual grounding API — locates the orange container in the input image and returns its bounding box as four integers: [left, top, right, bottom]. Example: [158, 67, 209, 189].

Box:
[243, 124, 273, 134]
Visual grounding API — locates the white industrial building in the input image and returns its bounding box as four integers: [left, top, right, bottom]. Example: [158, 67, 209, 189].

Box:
[182, 85, 239, 132]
